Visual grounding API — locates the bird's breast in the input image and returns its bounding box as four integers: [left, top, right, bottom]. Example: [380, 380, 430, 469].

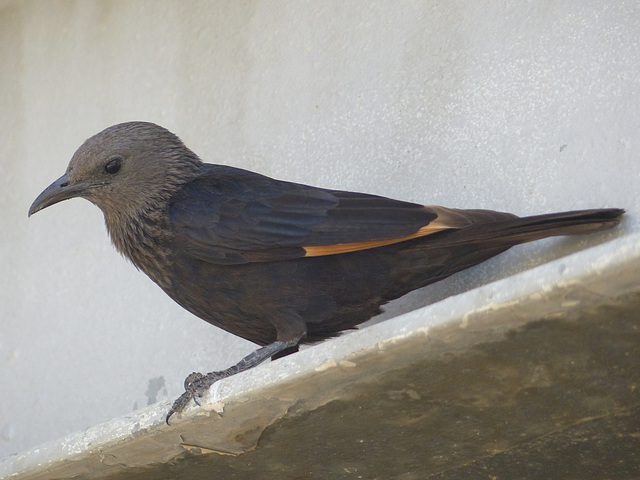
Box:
[104, 209, 175, 291]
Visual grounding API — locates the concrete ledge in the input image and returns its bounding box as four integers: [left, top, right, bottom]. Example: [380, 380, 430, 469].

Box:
[3, 233, 640, 479]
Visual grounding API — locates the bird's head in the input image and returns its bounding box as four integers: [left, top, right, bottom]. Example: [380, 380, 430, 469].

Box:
[28, 122, 202, 220]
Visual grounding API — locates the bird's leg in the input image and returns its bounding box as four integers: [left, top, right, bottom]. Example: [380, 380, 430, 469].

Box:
[166, 339, 298, 424]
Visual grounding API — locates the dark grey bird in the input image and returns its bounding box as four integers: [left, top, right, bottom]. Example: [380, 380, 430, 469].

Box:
[28, 122, 624, 422]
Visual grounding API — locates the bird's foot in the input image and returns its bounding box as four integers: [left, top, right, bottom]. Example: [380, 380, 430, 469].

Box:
[165, 340, 299, 425]
[166, 371, 223, 424]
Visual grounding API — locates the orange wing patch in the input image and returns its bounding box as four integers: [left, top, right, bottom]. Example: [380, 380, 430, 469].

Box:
[303, 222, 453, 257]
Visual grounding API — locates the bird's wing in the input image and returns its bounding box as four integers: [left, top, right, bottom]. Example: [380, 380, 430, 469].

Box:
[169, 165, 473, 264]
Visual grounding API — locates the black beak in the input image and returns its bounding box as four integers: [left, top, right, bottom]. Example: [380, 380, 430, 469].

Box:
[28, 173, 88, 217]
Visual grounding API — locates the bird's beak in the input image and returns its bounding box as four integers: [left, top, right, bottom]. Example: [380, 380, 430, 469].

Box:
[28, 173, 89, 217]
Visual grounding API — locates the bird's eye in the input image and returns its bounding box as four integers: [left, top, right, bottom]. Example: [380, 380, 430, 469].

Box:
[104, 157, 122, 175]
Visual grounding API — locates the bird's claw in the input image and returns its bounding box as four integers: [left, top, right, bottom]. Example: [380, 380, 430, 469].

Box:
[165, 371, 223, 425]
[166, 390, 194, 425]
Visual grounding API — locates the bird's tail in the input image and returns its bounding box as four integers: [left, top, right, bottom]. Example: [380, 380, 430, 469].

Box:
[387, 208, 624, 298]
[439, 208, 625, 247]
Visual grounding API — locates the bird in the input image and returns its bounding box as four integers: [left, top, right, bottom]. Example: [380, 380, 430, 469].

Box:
[28, 121, 624, 423]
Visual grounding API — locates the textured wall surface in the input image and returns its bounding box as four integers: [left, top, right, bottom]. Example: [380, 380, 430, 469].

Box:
[1, 1, 638, 457]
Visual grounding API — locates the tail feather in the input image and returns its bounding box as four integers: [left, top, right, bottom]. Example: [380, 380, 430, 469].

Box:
[387, 208, 624, 298]
[430, 208, 624, 248]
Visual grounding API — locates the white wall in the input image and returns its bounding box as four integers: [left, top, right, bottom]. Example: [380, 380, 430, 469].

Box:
[1, 0, 638, 457]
